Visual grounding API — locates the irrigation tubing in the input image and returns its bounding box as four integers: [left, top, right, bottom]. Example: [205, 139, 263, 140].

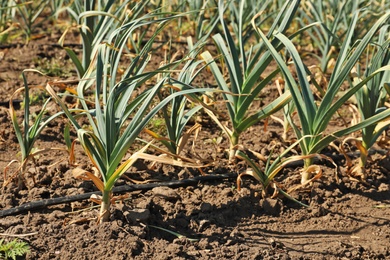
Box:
[1, 149, 386, 217]
[0, 173, 237, 217]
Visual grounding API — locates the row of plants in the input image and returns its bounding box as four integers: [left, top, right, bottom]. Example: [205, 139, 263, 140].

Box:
[2, 0, 390, 229]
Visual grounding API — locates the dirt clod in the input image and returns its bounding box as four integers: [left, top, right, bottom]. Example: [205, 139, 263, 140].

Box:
[124, 208, 151, 223]
[0, 31, 389, 260]
[152, 186, 180, 201]
[260, 198, 282, 216]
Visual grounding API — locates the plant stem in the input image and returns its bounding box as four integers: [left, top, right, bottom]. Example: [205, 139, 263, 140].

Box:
[303, 157, 313, 169]
[17, 162, 27, 190]
[229, 133, 239, 162]
[301, 157, 314, 184]
[99, 190, 111, 223]
[358, 143, 369, 168]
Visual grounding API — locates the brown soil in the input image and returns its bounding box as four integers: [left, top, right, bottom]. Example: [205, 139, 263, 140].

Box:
[0, 27, 390, 260]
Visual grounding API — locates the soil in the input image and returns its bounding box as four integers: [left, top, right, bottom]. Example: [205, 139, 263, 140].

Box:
[0, 21, 390, 260]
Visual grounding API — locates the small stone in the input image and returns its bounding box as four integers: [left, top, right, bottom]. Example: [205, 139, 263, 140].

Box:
[124, 208, 150, 223]
[152, 186, 180, 201]
[198, 220, 210, 232]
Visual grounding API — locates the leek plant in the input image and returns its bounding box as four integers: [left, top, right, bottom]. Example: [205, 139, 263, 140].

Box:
[200, 0, 301, 161]
[187, 0, 219, 40]
[270, 79, 295, 142]
[47, 14, 206, 223]
[253, 10, 390, 183]
[226, 0, 274, 45]
[6, 70, 65, 189]
[236, 140, 324, 200]
[364, 0, 390, 15]
[49, 0, 68, 19]
[0, 0, 18, 43]
[14, 0, 54, 42]
[60, 0, 147, 78]
[145, 37, 207, 157]
[297, 0, 359, 74]
[0, 0, 16, 26]
[348, 26, 390, 172]
[298, 0, 388, 75]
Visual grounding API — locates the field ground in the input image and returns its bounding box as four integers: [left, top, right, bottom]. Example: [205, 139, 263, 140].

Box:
[0, 35, 389, 259]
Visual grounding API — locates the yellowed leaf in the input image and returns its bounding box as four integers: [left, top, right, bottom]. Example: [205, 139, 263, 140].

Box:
[72, 167, 104, 192]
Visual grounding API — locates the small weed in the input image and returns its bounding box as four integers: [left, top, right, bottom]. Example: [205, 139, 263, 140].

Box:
[20, 89, 48, 107]
[0, 238, 30, 260]
[147, 117, 166, 134]
[33, 57, 73, 77]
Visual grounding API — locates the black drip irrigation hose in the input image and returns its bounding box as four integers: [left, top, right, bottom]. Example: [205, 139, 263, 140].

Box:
[0, 173, 237, 217]
[1, 149, 386, 218]
[0, 99, 22, 109]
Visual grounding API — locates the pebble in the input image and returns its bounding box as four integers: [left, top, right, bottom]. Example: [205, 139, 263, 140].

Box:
[124, 208, 150, 223]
